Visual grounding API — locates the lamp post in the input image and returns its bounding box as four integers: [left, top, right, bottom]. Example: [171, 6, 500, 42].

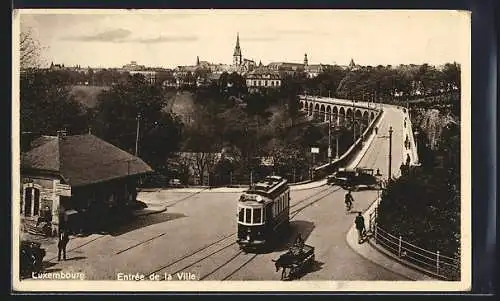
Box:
[135, 113, 141, 157]
[388, 126, 393, 182]
[334, 125, 341, 159]
[328, 117, 332, 162]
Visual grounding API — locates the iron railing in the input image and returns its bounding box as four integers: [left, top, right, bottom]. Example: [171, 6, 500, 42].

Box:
[368, 204, 460, 280]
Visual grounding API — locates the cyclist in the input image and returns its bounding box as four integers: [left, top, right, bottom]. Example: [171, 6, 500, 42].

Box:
[345, 190, 354, 211]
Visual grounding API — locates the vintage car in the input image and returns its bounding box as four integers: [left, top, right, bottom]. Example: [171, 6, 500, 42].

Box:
[168, 178, 183, 188]
[20, 240, 46, 277]
[327, 168, 357, 186]
[328, 167, 381, 190]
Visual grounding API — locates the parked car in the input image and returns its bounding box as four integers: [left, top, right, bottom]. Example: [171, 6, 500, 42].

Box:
[328, 167, 380, 190]
[168, 178, 183, 188]
[20, 240, 46, 277]
[327, 168, 357, 186]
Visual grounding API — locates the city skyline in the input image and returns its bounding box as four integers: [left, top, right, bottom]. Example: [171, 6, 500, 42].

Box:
[17, 9, 469, 69]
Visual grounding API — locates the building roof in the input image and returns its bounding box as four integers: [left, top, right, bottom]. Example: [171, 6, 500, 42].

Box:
[21, 134, 153, 187]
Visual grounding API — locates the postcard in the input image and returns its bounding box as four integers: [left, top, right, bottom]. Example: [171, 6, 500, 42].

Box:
[12, 9, 471, 292]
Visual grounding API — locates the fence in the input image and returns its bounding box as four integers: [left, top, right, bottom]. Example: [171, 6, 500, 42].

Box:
[368, 203, 460, 280]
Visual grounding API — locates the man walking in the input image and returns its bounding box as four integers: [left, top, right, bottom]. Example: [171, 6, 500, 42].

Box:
[355, 212, 366, 244]
[58, 229, 70, 261]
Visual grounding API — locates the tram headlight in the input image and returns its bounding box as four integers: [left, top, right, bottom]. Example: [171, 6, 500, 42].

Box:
[246, 235, 250, 241]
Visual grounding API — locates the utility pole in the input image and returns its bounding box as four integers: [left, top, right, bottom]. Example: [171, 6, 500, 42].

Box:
[328, 114, 332, 162]
[388, 126, 393, 183]
[336, 126, 340, 159]
[135, 113, 141, 157]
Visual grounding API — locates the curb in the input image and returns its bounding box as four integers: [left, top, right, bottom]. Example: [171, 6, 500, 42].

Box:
[132, 206, 168, 217]
[345, 198, 434, 281]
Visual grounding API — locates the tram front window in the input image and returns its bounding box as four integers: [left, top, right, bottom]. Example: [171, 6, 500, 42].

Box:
[238, 207, 244, 222]
[245, 208, 252, 223]
[253, 208, 262, 223]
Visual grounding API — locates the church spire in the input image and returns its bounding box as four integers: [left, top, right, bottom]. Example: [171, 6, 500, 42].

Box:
[233, 32, 242, 66]
[304, 53, 308, 66]
[196, 56, 200, 66]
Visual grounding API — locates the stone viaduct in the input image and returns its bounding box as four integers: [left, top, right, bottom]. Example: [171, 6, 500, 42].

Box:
[299, 95, 382, 139]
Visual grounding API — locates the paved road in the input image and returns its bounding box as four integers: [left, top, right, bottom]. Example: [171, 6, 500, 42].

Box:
[27, 105, 409, 281]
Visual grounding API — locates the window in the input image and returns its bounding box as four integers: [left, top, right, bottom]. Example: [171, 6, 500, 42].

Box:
[23, 187, 41, 217]
[238, 207, 244, 222]
[245, 208, 252, 223]
[264, 81, 268, 86]
[253, 208, 262, 223]
[258, 80, 262, 86]
[33, 188, 40, 216]
[24, 188, 32, 217]
[253, 80, 256, 86]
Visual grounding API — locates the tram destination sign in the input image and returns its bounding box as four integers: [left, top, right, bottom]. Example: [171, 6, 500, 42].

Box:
[55, 183, 71, 196]
[311, 147, 320, 154]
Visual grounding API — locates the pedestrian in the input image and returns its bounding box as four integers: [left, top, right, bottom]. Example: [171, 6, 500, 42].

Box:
[355, 212, 366, 244]
[374, 126, 378, 135]
[406, 154, 411, 166]
[58, 229, 70, 261]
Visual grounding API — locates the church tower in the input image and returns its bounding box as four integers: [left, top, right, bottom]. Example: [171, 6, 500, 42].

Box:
[233, 33, 242, 66]
[304, 53, 308, 66]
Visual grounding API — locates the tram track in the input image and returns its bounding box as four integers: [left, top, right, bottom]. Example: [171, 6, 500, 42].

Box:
[144, 185, 336, 280]
[47, 234, 107, 261]
[217, 186, 338, 280]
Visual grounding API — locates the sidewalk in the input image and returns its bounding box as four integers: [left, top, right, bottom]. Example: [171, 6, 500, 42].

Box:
[348, 110, 385, 169]
[138, 179, 327, 194]
[345, 199, 434, 281]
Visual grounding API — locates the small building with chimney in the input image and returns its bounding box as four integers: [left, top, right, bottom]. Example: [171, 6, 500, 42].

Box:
[20, 132, 153, 235]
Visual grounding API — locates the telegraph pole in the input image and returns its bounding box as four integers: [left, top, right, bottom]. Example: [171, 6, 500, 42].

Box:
[328, 116, 332, 162]
[388, 126, 393, 182]
[135, 113, 141, 157]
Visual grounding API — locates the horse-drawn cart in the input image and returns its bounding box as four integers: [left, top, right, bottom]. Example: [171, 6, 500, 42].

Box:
[273, 244, 315, 280]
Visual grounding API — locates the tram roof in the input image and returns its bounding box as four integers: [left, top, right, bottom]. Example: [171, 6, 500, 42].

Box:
[247, 176, 288, 193]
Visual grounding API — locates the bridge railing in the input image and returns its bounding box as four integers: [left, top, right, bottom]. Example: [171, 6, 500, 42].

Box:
[299, 95, 381, 110]
[368, 202, 460, 281]
[311, 108, 384, 179]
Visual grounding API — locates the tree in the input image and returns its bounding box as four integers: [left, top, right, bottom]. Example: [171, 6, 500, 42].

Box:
[20, 70, 90, 135]
[92, 74, 183, 169]
[20, 27, 42, 69]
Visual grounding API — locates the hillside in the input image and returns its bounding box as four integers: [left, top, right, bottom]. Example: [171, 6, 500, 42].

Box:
[69, 85, 110, 108]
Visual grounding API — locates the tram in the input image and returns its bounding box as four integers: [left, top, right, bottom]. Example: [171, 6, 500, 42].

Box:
[237, 175, 290, 250]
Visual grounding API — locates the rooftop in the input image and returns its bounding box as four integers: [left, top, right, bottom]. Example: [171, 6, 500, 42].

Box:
[21, 134, 153, 187]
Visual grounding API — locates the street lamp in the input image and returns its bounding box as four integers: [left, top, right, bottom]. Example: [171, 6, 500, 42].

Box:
[388, 126, 393, 182]
[334, 125, 341, 159]
[135, 113, 141, 157]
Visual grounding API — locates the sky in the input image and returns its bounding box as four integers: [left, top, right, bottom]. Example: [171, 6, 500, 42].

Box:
[16, 9, 470, 69]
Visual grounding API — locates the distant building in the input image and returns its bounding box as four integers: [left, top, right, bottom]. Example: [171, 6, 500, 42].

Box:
[129, 70, 157, 84]
[245, 68, 281, 93]
[233, 32, 243, 67]
[348, 58, 360, 71]
[122, 61, 146, 71]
